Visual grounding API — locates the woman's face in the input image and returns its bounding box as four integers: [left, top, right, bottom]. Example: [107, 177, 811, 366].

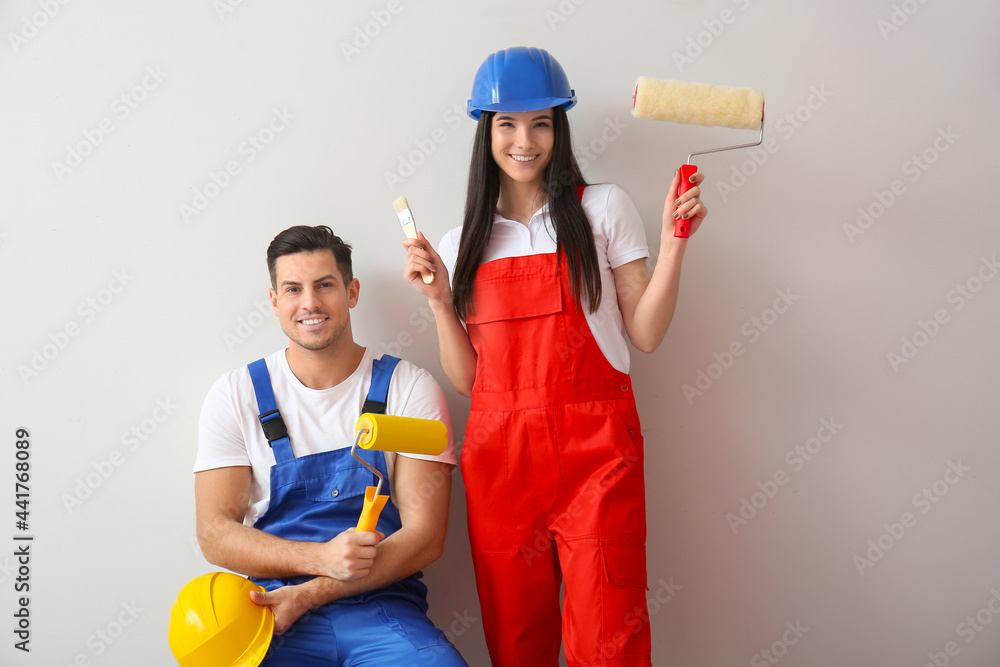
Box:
[490, 108, 555, 188]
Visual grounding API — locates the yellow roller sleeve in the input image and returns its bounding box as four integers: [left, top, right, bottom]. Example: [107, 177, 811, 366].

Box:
[354, 414, 447, 456]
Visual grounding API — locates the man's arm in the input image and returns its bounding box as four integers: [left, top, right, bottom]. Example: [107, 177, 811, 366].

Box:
[195, 466, 382, 581]
[250, 456, 453, 633]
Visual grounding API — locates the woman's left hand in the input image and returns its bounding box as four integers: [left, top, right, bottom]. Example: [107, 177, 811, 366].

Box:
[663, 169, 708, 237]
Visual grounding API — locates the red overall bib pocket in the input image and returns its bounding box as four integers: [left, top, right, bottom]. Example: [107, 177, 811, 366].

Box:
[465, 255, 564, 323]
[466, 255, 569, 394]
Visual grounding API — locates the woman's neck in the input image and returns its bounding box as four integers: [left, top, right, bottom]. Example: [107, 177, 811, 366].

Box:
[496, 176, 547, 225]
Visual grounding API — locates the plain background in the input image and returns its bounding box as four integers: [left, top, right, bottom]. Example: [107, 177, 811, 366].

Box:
[2, 0, 999, 665]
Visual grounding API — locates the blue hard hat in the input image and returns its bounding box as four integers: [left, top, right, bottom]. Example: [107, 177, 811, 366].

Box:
[467, 47, 577, 119]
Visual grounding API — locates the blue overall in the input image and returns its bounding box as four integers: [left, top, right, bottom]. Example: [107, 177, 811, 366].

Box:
[246, 355, 467, 666]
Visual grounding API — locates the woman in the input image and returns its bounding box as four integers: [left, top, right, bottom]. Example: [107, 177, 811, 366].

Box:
[403, 47, 706, 666]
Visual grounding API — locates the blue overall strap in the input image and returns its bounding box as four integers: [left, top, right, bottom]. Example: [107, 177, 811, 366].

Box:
[247, 359, 294, 462]
[363, 355, 400, 415]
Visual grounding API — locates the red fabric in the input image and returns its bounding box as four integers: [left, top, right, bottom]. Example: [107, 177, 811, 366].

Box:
[462, 251, 651, 666]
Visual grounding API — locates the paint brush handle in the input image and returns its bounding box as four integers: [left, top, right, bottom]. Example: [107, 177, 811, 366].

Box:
[395, 205, 434, 284]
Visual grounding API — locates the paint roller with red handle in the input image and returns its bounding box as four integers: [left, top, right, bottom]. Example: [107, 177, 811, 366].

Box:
[632, 77, 765, 238]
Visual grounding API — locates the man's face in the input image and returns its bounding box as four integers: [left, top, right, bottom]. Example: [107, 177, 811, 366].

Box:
[269, 250, 358, 354]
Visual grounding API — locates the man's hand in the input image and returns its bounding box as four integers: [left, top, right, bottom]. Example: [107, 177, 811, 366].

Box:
[313, 528, 384, 581]
[249, 527, 384, 634]
[250, 586, 310, 635]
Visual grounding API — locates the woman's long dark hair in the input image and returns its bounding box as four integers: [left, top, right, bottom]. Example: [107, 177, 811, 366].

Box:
[452, 106, 601, 320]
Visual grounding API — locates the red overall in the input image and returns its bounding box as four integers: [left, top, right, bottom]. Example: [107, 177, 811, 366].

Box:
[462, 248, 652, 666]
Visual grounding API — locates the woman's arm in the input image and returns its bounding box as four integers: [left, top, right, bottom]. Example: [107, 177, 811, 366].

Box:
[615, 170, 707, 353]
[402, 232, 478, 396]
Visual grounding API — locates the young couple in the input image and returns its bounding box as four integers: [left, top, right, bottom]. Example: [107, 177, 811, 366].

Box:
[195, 46, 705, 667]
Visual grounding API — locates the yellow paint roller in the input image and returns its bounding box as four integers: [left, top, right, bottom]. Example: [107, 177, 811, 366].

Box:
[351, 413, 448, 532]
[632, 77, 765, 237]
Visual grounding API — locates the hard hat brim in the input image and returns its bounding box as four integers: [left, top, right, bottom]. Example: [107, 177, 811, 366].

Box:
[467, 94, 577, 119]
[235, 593, 274, 667]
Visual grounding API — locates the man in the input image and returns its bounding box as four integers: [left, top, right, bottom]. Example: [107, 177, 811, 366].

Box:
[194, 225, 468, 665]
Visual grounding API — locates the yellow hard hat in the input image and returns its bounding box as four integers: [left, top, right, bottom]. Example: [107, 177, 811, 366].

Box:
[168, 572, 274, 667]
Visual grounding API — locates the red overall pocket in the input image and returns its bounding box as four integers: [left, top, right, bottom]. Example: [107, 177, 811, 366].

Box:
[460, 411, 518, 554]
[600, 539, 651, 659]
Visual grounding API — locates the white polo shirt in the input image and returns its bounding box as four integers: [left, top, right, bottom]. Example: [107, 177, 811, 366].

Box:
[438, 183, 649, 373]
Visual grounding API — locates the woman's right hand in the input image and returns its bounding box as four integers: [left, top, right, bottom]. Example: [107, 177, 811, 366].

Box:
[402, 232, 451, 302]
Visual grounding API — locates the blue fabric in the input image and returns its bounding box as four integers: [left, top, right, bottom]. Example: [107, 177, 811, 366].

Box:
[249, 437, 425, 601]
[364, 354, 400, 414]
[260, 596, 467, 666]
[248, 358, 292, 459]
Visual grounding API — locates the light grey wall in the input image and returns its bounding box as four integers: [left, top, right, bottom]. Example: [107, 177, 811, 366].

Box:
[3, 1, 999, 665]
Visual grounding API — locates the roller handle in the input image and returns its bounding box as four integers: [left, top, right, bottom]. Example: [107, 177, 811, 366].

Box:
[674, 164, 698, 238]
[356, 486, 389, 533]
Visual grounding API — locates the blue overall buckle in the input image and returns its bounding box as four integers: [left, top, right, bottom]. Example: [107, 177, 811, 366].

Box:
[258, 409, 288, 445]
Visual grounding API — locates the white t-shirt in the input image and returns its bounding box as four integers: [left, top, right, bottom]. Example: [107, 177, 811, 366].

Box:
[195, 347, 457, 526]
[438, 183, 650, 373]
